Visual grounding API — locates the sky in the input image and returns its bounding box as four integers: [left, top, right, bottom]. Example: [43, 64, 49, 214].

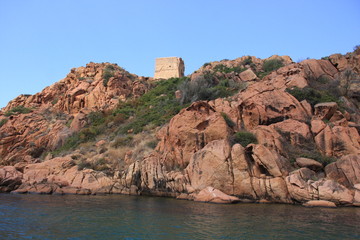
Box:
[0, 0, 359, 108]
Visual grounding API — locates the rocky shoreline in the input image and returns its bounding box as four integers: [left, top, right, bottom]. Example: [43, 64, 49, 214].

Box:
[1, 49, 360, 207]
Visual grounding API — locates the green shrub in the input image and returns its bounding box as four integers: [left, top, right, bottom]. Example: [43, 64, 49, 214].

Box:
[103, 70, 113, 87]
[242, 57, 253, 65]
[202, 62, 210, 68]
[316, 75, 330, 84]
[286, 87, 339, 107]
[77, 158, 110, 171]
[116, 77, 188, 134]
[105, 65, 116, 71]
[231, 131, 257, 147]
[77, 160, 92, 170]
[299, 151, 336, 166]
[87, 111, 105, 126]
[0, 119, 8, 128]
[113, 102, 136, 119]
[221, 112, 236, 128]
[102, 65, 117, 87]
[213, 64, 246, 73]
[4, 105, 32, 116]
[262, 59, 284, 72]
[51, 98, 58, 105]
[179, 75, 245, 104]
[255, 72, 269, 79]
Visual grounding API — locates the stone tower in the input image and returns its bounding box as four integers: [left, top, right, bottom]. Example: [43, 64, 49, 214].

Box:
[154, 57, 185, 79]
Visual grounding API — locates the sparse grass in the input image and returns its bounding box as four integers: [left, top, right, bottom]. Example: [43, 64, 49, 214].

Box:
[52, 111, 107, 155]
[230, 131, 257, 147]
[102, 65, 116, 87]
[286, 87, 339, 107]
[278, 129, 336, 166]
[299, 151, 336, 166]
[202, 62, 210, 68]
[213, 64, 246, 73]
[115, 77, 188, 134]
[4, 106, 32, 116]
[221, 112, 236, 128]
[146, 140, 158, 149]
[111, 135, 134, 148]
[262, 59, 284, 72]
[255, 58, 285, 79]
[107, 147, 131, 161]
[242, 57, 253, 66]
[76, 158, 110, 172]
[0, 119, 8, 128]
[179, 74, 245, 104]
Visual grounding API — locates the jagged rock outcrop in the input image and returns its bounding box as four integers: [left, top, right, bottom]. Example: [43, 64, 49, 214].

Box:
[156, 101, 232, 169]
[2, 63, 150, 114]
[0, 166, 23, 192]
[12, 156, 119, 195]
[0, 63, 150, 164]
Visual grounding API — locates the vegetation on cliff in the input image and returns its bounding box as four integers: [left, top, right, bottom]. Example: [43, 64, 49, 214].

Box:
[1, 48, 360, 206]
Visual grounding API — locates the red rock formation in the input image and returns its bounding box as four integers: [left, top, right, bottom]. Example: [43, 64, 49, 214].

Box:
[1, 50, 360, 207]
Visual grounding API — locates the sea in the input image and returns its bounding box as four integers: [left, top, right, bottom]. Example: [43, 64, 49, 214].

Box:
[0, 194, 359, 240]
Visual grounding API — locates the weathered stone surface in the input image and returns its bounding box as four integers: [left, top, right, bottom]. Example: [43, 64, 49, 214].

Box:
[325, 154, 360, 188]
[0, 166, 23, 192]
[0, 63, 150, 164]
[2, 50, 360, 207]
[186, 139, 233, 193]
[317, 179, 354, 205]
[301, 59, 338, 79]
[311, 119, 326, 136]
[13, 157, 117, 195]
[296, 158, 323, 171]
[154, 57, 184, 79]
[315, 125, 360, 157]
[314, 102, 338, 120]
[252, 126, 284, 153]
[239, 69, 257, 81]
[157, 101, 232, 169]
[194, 187, 240, 203]
[286, 168, 317, 202]
[303, 200, 337, 208]
[272, 119, 312, 146]
[250, 144, 290, 177]
[238, 87, 310, 130]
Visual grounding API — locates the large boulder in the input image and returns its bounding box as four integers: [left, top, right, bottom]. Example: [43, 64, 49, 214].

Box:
[315, 125, 360, 157]
[157, 101, 232, 169]
[0, 166, 23, 192]
[194, 186, 240, 204]
[325, 154, 360, 188]
[238, 89, 310, 129]
[314, 102, 338, 120]
[296, 158, 323, 172]
[301, 59, 338, 80]
[239, 69, 257, 81]
[186, 139, 234, 193]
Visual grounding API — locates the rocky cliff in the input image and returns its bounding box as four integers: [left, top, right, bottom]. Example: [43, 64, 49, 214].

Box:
[1, 49, 360, 207]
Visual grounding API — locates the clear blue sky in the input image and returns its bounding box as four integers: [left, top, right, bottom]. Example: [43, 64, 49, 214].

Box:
[1, 0, 359, 108]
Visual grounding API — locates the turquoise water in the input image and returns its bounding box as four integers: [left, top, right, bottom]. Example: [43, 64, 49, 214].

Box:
[0, 194, 359, 240]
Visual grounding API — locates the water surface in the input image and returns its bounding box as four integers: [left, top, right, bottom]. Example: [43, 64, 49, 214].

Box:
[0, 194, 359, 239]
